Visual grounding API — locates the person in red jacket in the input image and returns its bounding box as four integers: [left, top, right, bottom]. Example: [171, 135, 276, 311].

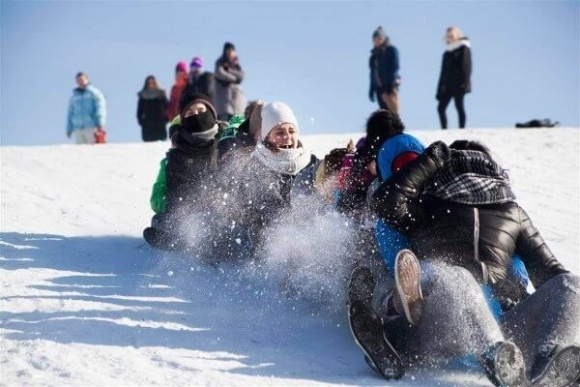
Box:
[166, 61, 188, 121]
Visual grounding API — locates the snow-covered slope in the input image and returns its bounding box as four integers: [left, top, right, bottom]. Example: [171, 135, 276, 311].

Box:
[1, 128, 578, 386]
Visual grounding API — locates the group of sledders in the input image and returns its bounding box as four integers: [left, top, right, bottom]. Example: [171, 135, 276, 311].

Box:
[143, 90, 580, 387]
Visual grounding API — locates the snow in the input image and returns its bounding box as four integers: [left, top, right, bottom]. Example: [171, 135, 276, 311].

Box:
[1, 128, 578, 386]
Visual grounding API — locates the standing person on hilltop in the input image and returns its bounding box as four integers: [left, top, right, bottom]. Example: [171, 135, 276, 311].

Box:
[436, 26, 472, 129]
[184, 56, 215, 105]
[167, 61, 188, 122]
[66, 72, 107, 144]
[369, 27, 401, 115]
[214, 42, 246, 121]
[137, 75, 169, 142]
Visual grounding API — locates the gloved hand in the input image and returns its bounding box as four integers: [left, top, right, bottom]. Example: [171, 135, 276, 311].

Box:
[492, 277, 529, 312]
[424, 141, 450, 168]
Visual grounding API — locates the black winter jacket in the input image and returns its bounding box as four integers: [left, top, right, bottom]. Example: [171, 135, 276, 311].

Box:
[372, 149, 567, 288]
[235, 153, 318, 238]
[184, 72, 215, 105]
[436, 39, 472, 99]
[165, 132, 218, 214]
[137, 90, 169, 141]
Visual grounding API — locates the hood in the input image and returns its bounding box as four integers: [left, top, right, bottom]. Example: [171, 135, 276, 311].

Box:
[377, 133, 425, 181]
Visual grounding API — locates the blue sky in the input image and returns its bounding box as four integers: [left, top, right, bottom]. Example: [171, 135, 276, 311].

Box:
[1, 0, 578, 146]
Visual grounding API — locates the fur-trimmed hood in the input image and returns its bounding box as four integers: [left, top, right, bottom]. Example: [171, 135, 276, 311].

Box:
[446, 38, 471, 52]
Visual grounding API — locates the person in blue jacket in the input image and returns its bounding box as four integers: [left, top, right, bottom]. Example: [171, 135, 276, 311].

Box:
[66, 72, 107, 144]
[369, 26, 401, 115]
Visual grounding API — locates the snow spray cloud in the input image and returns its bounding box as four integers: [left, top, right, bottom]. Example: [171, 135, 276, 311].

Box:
[417, 261, 504, 363]
[260, 194, 357, 313]
[148, 151, 359, 314]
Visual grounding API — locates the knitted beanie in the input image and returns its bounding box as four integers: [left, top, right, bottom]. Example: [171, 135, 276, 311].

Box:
[373, 26, 386, 40]
[175, 61, 188, 73]
[260, 102, 299, 140]
[190, 57, 204, 69]
[179, 91, 217, 119]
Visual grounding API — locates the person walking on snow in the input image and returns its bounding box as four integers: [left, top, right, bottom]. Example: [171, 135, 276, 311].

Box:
[369, 27, 401, 115]
[436, 26, 472, 129]
[66, 72, 106, 144]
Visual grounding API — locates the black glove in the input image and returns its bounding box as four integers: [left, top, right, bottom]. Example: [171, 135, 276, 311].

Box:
[324, 148, 348, 175]
[424, 141, 450, 168]
[492, 277, 529, 312]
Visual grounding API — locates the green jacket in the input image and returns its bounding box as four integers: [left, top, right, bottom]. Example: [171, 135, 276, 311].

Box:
[218, 114, 246, 141]
[150, 158, 168, 214]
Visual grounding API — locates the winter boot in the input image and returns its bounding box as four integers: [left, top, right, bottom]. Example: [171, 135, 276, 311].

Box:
[479, 341, 529, 387]
[347, 266, 405, 380]
[143, 227, 182, 250]
[348, 266, 375, 305]
[394, 249, 424, 326]
[531, 345, 580, 387]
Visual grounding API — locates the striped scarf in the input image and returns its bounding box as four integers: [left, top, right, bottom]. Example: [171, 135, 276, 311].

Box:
[426, 150, 516, 205]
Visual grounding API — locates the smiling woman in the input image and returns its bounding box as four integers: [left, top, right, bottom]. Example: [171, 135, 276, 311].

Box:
[226, 101, 319, 250]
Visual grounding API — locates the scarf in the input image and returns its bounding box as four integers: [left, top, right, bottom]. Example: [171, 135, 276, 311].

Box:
[139, 88, 165, 100]
[178, 124, 219, 144]
[251, 145, 312, 176]
[426, 150, 516, 205]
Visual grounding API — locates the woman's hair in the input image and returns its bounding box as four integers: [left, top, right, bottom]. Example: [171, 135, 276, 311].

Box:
[141, 75, 158, 91]
[449, 140, 491, 157]
[244, 100, 262, 118]
[446, 26, 464, 42]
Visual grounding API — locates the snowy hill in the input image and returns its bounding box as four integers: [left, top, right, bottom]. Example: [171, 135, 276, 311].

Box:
[1, 128, 578, 386]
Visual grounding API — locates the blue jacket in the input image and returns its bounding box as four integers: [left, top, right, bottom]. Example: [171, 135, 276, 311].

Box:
[369, 43, 400, 95]
[66, 84, 106, 135]
[375, 133, 425, 270]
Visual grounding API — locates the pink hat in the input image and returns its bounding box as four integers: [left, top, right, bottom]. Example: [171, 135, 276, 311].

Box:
[175, 61, 188, 73]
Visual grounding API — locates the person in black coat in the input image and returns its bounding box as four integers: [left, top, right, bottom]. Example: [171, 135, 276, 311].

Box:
[373, 140, 565, 286]
[436, 27, 472, 129]
[371, 140, 579, 386]
[183, 57, 215, 106]
[137, 75, 169, 141]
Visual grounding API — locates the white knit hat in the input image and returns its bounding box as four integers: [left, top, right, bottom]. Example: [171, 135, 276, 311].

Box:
[260, 101, 299, 140]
